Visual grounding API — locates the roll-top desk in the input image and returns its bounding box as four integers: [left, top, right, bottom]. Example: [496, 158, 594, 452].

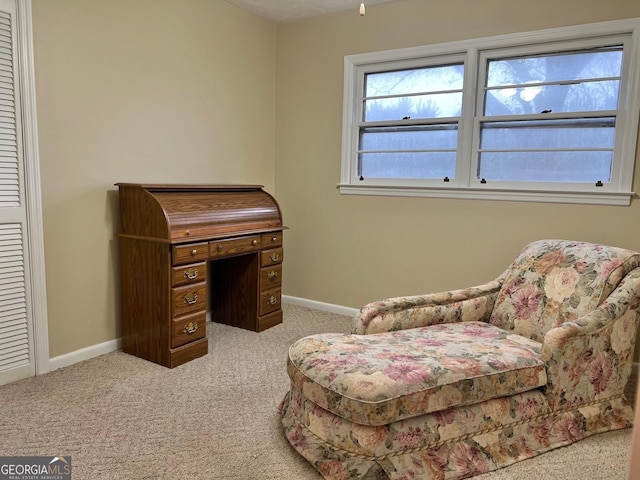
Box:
[116, 183, 286, 368]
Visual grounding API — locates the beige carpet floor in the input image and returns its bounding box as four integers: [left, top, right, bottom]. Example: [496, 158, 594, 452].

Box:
[0, 304, 636, 479]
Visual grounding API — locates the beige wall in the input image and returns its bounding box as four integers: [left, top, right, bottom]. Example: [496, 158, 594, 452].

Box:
[32, 0, 276, 357]
[275, 0, 640, 359]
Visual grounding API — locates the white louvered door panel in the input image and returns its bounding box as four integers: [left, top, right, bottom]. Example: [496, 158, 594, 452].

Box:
[0, 0, 35, 385]
[0, 224, 28, 370]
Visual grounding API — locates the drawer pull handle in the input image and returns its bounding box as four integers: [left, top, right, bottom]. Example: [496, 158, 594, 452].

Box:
[217, 245, 223, 252]
[184, 269, 199, 280]
[183, 322, 198, 334]
[184, 293, 198, 305]
[252, 240, 258, 246]
[269, 253, 280, 262]
[272, 237, 277, 242]
[191, 249, 198, 257]
[267, 271, 278, 280]
[267, 295, 278, 305]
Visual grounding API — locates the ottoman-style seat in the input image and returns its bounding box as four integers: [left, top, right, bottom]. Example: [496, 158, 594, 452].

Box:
[280, 240, 640, 479]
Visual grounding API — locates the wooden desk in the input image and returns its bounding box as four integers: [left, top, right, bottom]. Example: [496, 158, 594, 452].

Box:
[116, 183, 286, 368]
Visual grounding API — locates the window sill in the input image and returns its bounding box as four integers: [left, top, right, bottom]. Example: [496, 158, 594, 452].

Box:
[337, 183, 634, 206]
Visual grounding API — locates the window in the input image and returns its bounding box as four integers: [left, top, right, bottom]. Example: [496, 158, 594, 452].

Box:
[340, 19, 640, 205]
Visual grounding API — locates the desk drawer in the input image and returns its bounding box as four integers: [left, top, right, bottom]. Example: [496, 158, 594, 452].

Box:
[261, 232, 283, 248]
[209, 235, 260, 258]
[260, 264, 282, 290]
[172, 282, 207, 318]
[259, 288, 281, 316]
[260, 247, 283, 267]
[172, 262, 206, 287]
[171, 311, 206, 348]
[172, 242, 209, 266]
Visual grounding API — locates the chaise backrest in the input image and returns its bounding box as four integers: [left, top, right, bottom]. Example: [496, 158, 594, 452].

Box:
[489, 239, 640, 342]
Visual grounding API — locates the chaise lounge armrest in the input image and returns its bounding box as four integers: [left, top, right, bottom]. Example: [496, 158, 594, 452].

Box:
[352, 277, 505, 334]
[542, 268, 640, 409]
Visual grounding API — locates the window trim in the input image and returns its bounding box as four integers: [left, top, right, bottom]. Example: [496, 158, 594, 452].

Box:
[339, 18, 640, 205]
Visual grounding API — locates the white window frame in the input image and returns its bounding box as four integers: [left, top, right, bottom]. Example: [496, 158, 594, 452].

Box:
[339, 18, 640, 205]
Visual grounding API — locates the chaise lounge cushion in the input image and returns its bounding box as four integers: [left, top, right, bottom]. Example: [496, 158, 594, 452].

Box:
[287, 321, 547, 426]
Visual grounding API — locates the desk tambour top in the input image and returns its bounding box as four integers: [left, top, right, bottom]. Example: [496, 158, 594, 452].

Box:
[115, 183, 285, 243]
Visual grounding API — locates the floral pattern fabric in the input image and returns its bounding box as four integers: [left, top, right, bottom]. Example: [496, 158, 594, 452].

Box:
[542, 268, 640, 409]
[353, 280, 503, 335]
[285, 384, 552, 459]
[489, 239, 640, 342]
[281, 240, 640, 480]
[280, 386, 632, 480]
[288, 322, 546, 426]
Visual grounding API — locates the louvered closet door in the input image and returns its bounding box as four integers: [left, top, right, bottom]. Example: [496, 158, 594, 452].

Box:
[0, 0, 35, 385]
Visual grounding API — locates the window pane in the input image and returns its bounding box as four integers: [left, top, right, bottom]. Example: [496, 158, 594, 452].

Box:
[484, 80, 620, 115]
[364, 64, 464, 121]
[485, 48, 622, 115]
[360, 152, 456, 179]
[478, 151, 612, 182]
[487, 49, 622, 87]
[361, 125, 458, 150]
[365, 92, 462, 121]
[481, 119, 616, 150]
[366, 64, 464, 96]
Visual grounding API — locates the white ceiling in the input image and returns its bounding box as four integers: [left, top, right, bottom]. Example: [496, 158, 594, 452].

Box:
[224, 0, 401, 23]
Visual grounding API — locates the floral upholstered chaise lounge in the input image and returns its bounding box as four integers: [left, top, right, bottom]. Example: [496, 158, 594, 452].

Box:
[280, 239, 640, 479]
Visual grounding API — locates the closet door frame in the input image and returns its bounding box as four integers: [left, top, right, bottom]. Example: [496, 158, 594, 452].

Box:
[0, 0, 49, 385]
[18, 0, 49, 377]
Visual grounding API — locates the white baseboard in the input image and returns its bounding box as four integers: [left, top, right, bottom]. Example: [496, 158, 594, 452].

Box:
[282, 295, 359, 317]
[49, 338, 122, 371]
[46, 297, 355, 372]
[46, 298, 640, 380]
